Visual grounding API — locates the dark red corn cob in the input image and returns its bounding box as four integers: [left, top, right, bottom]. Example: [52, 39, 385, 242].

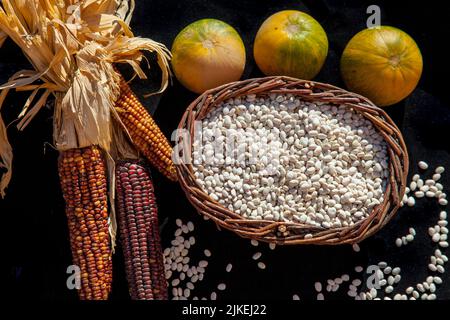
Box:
[58, 146, 113, 300]
[116, 160, 168, 300]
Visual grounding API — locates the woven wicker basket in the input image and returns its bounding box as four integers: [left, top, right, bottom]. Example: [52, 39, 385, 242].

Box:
[175, 77, 408, 245]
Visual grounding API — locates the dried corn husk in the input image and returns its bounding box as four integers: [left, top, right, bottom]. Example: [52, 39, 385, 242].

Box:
[0, 30, 6, 47]
[0, 0, 171, 199]
[0, 89, 12, 198]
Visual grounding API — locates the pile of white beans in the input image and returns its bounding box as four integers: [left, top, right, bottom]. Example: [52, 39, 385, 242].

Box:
[192, 94, 389, 228]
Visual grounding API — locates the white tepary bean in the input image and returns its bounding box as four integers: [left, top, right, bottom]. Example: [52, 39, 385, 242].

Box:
[418, 161, 429, 170]
[193, 94, 389, 228]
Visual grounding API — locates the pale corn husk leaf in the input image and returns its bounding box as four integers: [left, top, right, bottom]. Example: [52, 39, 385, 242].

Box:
[0, 89, 13, 198]
[0, 30, 6, 47]
[52, 41, 120, 152]
[110, 118, 140, 161]
[115, 0, 135, 25]
[105, 35, 172, 96]
[105, 152, 118, 254]
[74, 0, 136, 29]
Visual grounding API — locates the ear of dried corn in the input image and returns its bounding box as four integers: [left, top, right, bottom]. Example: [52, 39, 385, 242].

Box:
[116, 160, 168, 300]
[115, 76, 177, 181]
[58, 146, 113, 300]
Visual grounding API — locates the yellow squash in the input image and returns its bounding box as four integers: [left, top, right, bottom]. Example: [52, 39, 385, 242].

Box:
[341, 26, 423, 107]
[171, 19, 246, 94]
[253, 10, 328, 80]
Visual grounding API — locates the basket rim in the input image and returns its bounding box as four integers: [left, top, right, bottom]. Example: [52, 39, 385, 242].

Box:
[175, 76, 409, 245]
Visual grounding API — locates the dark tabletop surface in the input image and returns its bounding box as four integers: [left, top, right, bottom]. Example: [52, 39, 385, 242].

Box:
[1, 0, 450, 300]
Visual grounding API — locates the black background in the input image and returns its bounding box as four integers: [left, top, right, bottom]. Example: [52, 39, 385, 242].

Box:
[1, 0, 450, 301]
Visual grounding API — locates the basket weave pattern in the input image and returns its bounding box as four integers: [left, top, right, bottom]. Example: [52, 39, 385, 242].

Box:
[176, 77, 409, 245]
